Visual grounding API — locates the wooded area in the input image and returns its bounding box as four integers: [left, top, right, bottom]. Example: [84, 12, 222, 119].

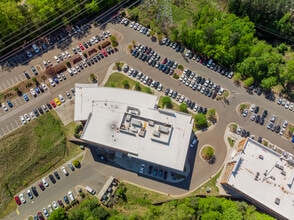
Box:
[129, 1, 294, 96]
[0, 0, 120, 54]
[46, 195, 274, 220]
[226, 0, 294, 43]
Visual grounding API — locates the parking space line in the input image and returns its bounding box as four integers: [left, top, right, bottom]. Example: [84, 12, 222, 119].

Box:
[6, 80, 11, 87]
[15, 76, 20, 83]
[1, 82, 7, 90]
[10, 78, 15, 85]
[6, 124, 11, 132]
[2, 127, 7, 134]
[15, 120, 21, 127]
[19, 74, 25, 81]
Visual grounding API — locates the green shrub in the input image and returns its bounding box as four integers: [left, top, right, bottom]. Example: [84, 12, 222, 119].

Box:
[178, 64, 184, 71]
[72, 159, 81, 168]
[173, 73, 179, 79]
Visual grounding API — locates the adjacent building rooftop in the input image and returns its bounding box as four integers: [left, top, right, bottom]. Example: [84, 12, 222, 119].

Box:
[74, 84, 194, 171]
[221, 138, 294, 220]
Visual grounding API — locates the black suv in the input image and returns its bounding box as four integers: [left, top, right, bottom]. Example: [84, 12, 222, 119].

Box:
[31, 186, 38, 197]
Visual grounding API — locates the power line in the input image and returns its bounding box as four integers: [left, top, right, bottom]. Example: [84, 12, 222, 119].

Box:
[0, 0, 82, 43]
[0, 0, 91, 52]
[0, 0, 133, 63]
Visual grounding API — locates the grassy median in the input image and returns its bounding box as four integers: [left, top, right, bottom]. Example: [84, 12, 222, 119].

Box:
[0, 111, 79, 217]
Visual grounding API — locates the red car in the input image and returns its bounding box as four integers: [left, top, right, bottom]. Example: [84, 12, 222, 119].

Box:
[14, 196, 21, 205]
[101, 50, 108, 57]
[37, 212, 45, 220]
[50, 100, 56, 108]
[79, 43, 84, 50]
[38, 182, 45, 191]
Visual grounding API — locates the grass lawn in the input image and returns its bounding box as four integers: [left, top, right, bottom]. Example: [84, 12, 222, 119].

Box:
[111, 182, 171, 216]
[192, 169, 222, 196]
[0, 111, 80, 217]
[157, 96, 180, 111]
[105, 72, 152, 94]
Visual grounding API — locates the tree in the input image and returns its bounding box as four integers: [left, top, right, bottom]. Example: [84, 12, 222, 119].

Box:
[48, 208, 68, 220]
[207, 108, 216, 123]
[85, 0, 100, 14]
[162, 96, 172, 108]
[122, 80, 129, 89]
[194, 114, 207, 129]
[134, 82, 141, 91]
[260, 76, 277, 89]
[72, 160, 80, 168]
[243, 77, 254, 87]
[179, 103, 188, 112]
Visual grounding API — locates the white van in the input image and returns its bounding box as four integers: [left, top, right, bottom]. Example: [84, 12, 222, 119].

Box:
[48, 78, 55, 87]
[61, 166, 69, 176]
[67, 68, 73, 76]
[85, 186, 96, 195]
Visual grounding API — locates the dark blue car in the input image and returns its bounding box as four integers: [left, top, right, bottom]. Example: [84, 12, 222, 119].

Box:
[23, 94, 29, 102]
[6, 100, 13, 108]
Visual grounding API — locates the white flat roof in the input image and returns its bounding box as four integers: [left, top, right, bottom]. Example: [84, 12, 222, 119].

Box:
[224, 138, 294, 220]
[75, 84, 193, 171]
[74, 83, 158, 121]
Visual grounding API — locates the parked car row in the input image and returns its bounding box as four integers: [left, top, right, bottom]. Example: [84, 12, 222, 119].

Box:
[15, 164, 75, 218]
[160, 36, 234, 79]
[67, 47, 114, 78]
[241, 103, 289, 136]
[180, 68, 224, 99]
[123, 65, 163, 92]
[139, 163, 168, 180]
[164, 87, 208, 114]
[54, 51, 71, 63]
[277, 98, 294, 112]
[128, 21, 151, 36]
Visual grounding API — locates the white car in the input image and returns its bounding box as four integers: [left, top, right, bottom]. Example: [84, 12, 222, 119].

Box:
[157, 84, 163, 91]
[58, 94, 65, 103]
[29, 112, 35, 120]
[106, 30, 111, 37]
[236, 127, 242, 135]
[43, 207, 49, 217]
[179, 95, 185, 103]
[242, 109, 248, 117]
[20, 116, 26, 124]
[61, 52, 66, 60]
[66, 91, 71, 99]
[30, 88, 37, 97]
[68, 191, 75, 201]
[139, 163, 145, 174]
[52, 201, 58, 210]
[250, 104, 256, 112]
[42, 178, 49, 187]
[54, 56, 60, 63]
[1, 103, 8, 111]
[218, 87, 224, 95]
[282, 120, 288, 128]
[65, 51, 71, 58]
[71, 67, 77, 75]
[19, 193, 26, 204]
[24, 113, 31, 122]
[130, 21, 135, 28]
[250, 114, 256, 121]
[193, 105, 198, 112]
[47, 204, 53, 213]
[285, 101, 290, 109]
[289, 102, 294, 110]
[42, 83, 48, 90]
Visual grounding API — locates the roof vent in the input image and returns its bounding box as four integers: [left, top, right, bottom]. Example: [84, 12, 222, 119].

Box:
[275, 198, 280, 205]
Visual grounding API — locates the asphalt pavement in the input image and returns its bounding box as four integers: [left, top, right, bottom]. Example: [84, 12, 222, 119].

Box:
[1, 20, 294, 219]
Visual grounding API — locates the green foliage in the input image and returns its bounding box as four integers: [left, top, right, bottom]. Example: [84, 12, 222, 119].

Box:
[25, 82, 33, 88]
[201, 146, 214, 160]
[83, 53, 88, 58]
[98, 45, 102, 50]
[85, 0, 100, 14]
[179, 103, 188, 112]
[13, 87, 19, 92]
[178, 65, 184, 71]
[122, 80, 129, 89]
[32, 77, 37, 83]
[194, 113, 207, 129]
[48, 208, 68, 220]
[134, 82, 141, 91]
[239, 104, 247, 111]
[74, 124, 83, 138]
[172, 73, 179, 79]
[161, 96, 172, 108]
[66, 62, 71, 68]
[243, 77, 254, 87]
[72, 160, 80, 168]
[207, 108, 216, 123]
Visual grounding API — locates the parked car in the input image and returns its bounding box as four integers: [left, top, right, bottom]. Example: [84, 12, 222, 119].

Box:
[14, 196, 21, 205]
[68, 162, 75, 171]
[61, 166, 69, 176]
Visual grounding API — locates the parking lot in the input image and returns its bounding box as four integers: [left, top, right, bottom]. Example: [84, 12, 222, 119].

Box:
[1, 15, 294, 220]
